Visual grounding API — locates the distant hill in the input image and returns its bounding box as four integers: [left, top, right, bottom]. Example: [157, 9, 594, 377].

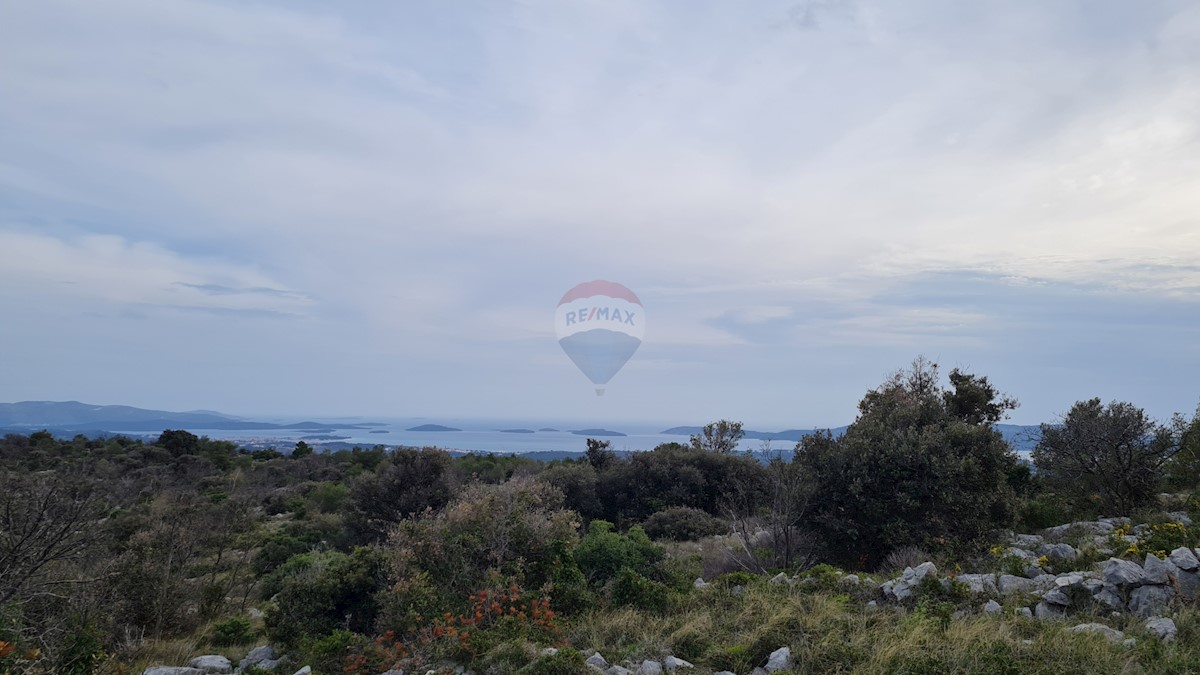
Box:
[407, 424, 462, 432]
[499, 428, 536, 434]
[0, 400, 243, 427]
[0, 401, 375, 435]
[570, 428, 626, 437]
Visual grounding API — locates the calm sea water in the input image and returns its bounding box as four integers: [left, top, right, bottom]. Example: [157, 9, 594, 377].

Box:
[127, 418, 776, 455]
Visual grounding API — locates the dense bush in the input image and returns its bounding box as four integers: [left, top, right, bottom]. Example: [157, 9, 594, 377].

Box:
[573, 521, 663, 585]
[1034, 398, 1180, 515]
[383, 477, 580, 631]
[797, 359, 1022, 568]
[265, 547, 387, 647]
[346, 448, 455, 544]
[642, 506, 729, 541]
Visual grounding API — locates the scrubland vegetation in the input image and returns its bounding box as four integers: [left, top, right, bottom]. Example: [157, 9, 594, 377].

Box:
[3, 358, 1200, 673]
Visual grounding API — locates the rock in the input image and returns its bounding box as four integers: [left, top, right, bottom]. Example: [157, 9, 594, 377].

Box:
[983, 600, 1002, 615]
[866, 600, 878, 610]
[1169, 547, 1199, 571]
[1053, 573, 1086, 588]
[1066, 623, 1125, 642]
[693, 578, 710, 590]
[1145, 617, 1177, 642]
[143, 669, 204, 675]
[293, 668, 312, 675]
[1129, 585, 1176, 617]
[587, 653, 610, 670]
[541, 647, 559, 656]
[637, 661, 662, 675]
[1094, 586, 1126, 611]
[1035, 602, 1064, 619]
[257, 659, 282, 671]
[239, 646, 277, 670]
[765, 646, 792, 673]
[1039, 543, 1077, 562]
[380, 670, 405, 675]
[769, 572, 790, 586]
[1123, 638, 1138, 648]
[606, 667, 631, 675]
[1013, 533, 1044, 549]
[664, 656, 694, 671]
[1177, 569, 1200, 599]
[1041, 588, 1071, 606]
[1168, 512, 1193, 526]
[750, 669, 768, 675]
[1005, 547, 1038, 562]
[187, 656, 231, 674]
[1043, 521, 1114, 541]
[1016, 607, 1033, 618]
[714, 672, 737, 675]
[841, 574, 860, 586]
[957, 573, 998, 595]
[1102, 558, 1145, 587]
[1143, 554, 1179, 585]
[885, 562, 937, 601]
[998, 575, 1034, 595]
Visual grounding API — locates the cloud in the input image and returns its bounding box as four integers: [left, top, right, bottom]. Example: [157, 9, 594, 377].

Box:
[0, 230, 311, 316]
[1, 0, 1199, 422]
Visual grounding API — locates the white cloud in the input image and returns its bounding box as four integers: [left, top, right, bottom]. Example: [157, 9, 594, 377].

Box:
[0, 230, 311, 315]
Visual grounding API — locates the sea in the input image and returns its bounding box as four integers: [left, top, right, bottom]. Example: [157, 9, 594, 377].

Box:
[113, 418, 786, 456]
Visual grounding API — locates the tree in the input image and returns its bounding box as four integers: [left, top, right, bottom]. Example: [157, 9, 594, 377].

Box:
[584, 438, 616, 470]
[346, 449, 454, 544]
[157, 429, 199, 456]
[1033, 398, 1179, 515]
[690, 420, 744, 454]
[290, 440, 314, 458]
[1165, 406, 1200, 489]
[0, 472, 105, 609]
[796, 357, 1021, 568]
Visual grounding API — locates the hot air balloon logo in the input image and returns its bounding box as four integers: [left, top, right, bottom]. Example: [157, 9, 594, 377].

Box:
[555, 280, 644, 396]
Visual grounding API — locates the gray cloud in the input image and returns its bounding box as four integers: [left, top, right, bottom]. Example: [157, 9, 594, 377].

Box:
[0, 0, 1198, 425]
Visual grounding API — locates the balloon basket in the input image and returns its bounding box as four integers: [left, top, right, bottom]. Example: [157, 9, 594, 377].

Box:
[595, 388, 605, 397]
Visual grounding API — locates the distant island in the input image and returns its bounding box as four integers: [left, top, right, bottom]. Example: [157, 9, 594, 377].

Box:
[571, 428, 626, 437]
[538, 428, 559, 432]
[300, 434, 350, 441]
[368, 429, 389, 434]
[407, 424, 462, 432]
[499, 428, 535, 434]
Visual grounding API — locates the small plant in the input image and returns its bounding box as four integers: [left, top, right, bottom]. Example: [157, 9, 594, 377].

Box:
[519, 647, 587, 674]
[1137, 522, 1196, 558]
[212, 616, 254, 646]
[610, 567, 671, 612]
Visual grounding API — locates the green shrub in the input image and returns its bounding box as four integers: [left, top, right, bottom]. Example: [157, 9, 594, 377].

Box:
[298, 629, 366, 674]
[796, 563, 842, 590]
[641, 507, 729, 541]
[713, 571, 759, 588]
[212, 616, 253, 646]
[574, 522, 663, 585]
[609, 568, 671, 612]
[265, 547, 387, 648]
[386, 477, 580, 620]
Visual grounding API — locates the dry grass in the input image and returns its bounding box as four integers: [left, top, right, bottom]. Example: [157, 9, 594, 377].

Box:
[561, 582, 1200, 675]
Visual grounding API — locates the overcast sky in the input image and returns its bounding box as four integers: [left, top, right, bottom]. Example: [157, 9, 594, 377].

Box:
[2, 0, 1199, 428]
